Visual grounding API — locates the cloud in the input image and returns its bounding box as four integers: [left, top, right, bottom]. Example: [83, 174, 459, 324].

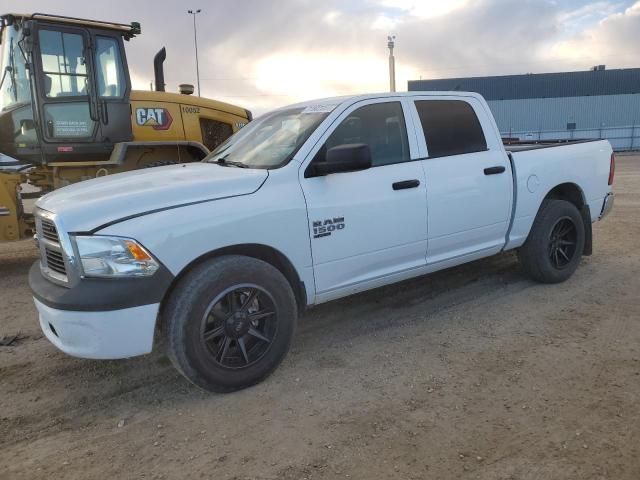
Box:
[6, 0, 640, 115]
[552, 1, 640, 65]
[377, 0, 470, 19]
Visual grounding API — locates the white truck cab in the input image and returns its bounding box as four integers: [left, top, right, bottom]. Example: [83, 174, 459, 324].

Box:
[30, 92, 615, 392]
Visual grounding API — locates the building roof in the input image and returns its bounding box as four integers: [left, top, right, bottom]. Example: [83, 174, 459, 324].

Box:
[408, 68, 640, 101]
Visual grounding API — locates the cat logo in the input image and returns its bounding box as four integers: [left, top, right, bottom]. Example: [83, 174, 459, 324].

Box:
[313, 217, 345, 239]
[135, 108, 173, 130]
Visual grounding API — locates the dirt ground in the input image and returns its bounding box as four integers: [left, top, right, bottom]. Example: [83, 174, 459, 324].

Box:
[1, 155, 639, 480]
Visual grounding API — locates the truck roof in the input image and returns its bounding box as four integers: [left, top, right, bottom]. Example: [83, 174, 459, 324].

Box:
[282, 91, 486, 112]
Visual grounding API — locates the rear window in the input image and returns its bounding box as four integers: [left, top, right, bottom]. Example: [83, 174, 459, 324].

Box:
[414, 100, 487, 158]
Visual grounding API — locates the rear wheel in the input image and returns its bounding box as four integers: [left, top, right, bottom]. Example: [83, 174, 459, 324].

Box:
[164, 255, 297, 392]
[518, 199, 585, 283]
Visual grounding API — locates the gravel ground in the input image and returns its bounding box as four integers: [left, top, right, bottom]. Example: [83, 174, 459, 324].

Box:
[1, 155, 639, 480]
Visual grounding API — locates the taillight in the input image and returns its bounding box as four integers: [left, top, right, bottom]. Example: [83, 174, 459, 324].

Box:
[608, 153, 615, 186]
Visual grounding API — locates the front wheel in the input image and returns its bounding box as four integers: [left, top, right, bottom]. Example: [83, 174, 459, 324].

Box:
[164, 255, 297, 392]
[518, 199, 585, 284]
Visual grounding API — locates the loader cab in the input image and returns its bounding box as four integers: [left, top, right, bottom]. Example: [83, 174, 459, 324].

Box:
[0, 13, 137, 164]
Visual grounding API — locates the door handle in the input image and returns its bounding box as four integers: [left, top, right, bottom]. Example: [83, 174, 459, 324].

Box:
[392, 179, 420, 190]
[484, 166, 506, 175]
[101, 99, 109, 125]
[86, 83, 99, 122]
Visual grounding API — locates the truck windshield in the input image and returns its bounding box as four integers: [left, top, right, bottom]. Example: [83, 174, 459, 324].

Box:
[205, 107, 332, 169]
[0, 23, 32, 112]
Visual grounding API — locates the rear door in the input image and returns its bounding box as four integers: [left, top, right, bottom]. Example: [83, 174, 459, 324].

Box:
[409, 96, 512, 264]
[301, 98, 428, 299]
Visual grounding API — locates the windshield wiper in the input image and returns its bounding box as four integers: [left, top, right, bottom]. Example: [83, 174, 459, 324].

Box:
[216, 157, 249, 168]
[7, 37, 18, 102]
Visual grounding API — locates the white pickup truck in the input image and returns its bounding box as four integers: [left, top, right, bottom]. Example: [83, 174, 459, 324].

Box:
[29, 92, 615, 392]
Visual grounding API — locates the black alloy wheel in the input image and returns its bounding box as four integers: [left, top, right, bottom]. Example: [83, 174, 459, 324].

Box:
[518, 199, 585, 284]
[165, 255, 297, 392]
[200, 285, 277, 369]
[548, 217, 578, 269]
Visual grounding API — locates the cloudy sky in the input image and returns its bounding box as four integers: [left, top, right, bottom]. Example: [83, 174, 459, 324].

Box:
[5, 0, 640, 114]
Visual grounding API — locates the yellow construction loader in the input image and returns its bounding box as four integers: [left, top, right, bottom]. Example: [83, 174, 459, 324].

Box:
[0, 13, 251, 242]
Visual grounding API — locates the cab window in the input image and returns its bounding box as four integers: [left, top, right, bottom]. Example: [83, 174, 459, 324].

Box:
[95, 37, 125, 98]
[322, 102, 410, 167]
[39, 29, 87, 98]
[414, 100, 487, 158]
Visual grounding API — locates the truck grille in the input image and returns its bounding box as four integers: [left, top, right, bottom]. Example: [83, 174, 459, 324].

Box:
[35, 211, 69, 284]
[44, 248, 66, 275]
[40, 219, 60, 243]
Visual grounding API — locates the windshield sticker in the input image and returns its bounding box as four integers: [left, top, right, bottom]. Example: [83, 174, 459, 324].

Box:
[302, 104, 337, 114]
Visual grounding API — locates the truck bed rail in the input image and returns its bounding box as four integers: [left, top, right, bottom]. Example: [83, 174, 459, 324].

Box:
[503, 138, 602, 152]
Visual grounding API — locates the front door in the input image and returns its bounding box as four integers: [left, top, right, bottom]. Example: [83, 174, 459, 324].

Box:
[34, 25, 132, 152]
[36, 26, 97, 143]
[301, 99, 428, 300]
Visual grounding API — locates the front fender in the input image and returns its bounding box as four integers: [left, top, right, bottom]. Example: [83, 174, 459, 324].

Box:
[98, 172, 315, 305]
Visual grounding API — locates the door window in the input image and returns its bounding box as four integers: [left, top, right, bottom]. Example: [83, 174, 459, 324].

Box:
[39, 30, 87, 98]
[414, 100, 487, 158]
[95, 37, 125, 98]
[323, 102, 410, 167]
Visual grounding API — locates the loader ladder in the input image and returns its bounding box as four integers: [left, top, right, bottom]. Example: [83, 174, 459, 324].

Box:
[0, 161, 33, 241]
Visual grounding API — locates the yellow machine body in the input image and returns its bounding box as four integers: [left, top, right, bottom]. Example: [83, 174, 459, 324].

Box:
[0, 13, 252, 242]
[130, 91, 249, 145]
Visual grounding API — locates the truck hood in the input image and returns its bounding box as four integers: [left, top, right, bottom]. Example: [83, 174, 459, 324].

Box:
[36, 163, 268, 232]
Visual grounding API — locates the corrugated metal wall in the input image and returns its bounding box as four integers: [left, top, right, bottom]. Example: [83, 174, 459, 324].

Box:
[408, 68, 640, 151]
[488, 94, 640, 151]
[487, 94, 640, 131]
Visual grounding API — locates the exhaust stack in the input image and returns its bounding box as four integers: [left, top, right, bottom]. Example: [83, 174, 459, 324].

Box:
[154, 47, 166, 92]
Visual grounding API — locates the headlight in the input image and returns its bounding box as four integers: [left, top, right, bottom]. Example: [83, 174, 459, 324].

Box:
[72, 235, 160, 278]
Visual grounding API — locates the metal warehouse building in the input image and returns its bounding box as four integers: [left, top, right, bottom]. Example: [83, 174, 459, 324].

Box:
[408, 67, 640, 151]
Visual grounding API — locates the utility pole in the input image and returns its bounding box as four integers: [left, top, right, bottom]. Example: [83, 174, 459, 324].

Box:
[188, 9, 202, 96]
[388, 35, 396, 92]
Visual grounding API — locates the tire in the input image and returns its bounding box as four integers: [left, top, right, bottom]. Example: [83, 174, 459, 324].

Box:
[164, 255, 297, 392]
[518, 199, 585, 284]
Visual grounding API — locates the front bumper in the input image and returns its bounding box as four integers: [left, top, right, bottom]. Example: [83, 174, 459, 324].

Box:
[34, 298, 159, 359]
[599, 192, 615, 220]
[29, 260, 174, 359]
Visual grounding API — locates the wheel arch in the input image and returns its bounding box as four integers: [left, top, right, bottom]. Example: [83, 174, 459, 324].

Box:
[543, 182, 586, 208]
[540, 182, 592, 255]
[156, 244, 307, 339]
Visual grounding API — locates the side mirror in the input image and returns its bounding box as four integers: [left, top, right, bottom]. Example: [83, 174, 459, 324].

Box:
[20, 119, 35, 136]
[308, 143, 372, 177]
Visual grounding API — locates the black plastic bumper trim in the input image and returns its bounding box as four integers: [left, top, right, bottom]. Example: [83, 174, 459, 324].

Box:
[29, 261, 174, 312]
